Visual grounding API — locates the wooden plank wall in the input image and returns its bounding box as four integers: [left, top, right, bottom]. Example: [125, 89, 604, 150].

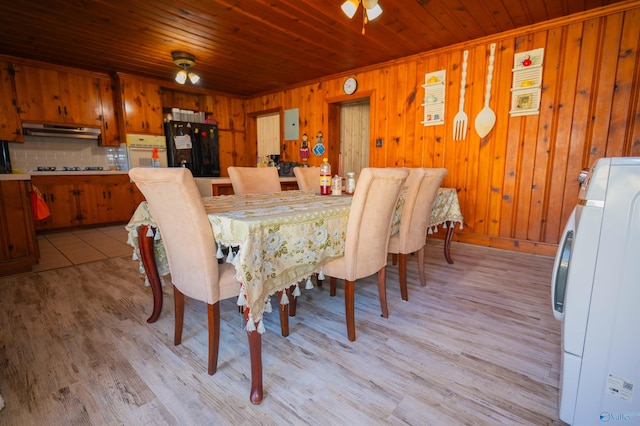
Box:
[243, 3, 640, 256]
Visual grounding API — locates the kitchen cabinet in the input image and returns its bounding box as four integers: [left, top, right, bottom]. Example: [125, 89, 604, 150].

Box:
[0, 62, 23, 142]
[0, 178, 38, 276]
[90, 178, 145, 224]
[98, 79, 122, 147]
[32, 174, 144, 231]
[13, 64, 103, 127]
[118, 77, 164, 135]
[32, 179, 78, 230]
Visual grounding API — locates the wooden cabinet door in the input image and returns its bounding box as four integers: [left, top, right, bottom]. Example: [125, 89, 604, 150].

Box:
[0, 62, 23, 142]
[121, 79, 164, 135]
[106, 180, 143, 222]
[13, 64, 64, 124]
[33, 182, 79, 230]
[98, 79, 121, 147]
[0, 180, 38, 276]
[76, 182, 103, 225]
[83, 180, 132, 224]
[57, 72, 102, 126]
[13, 64, 103, 127]
[32, 175, 145, 230]
[0, 181, 37, 262]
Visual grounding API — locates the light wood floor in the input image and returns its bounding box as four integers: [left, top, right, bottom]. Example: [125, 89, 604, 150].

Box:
[0, 238, 563, 425]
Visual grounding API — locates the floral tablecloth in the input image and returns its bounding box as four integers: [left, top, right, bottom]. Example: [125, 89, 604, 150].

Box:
[204, 191, 355, 326]
[126, 188, 462, 330]
[428, 188, 464, 234]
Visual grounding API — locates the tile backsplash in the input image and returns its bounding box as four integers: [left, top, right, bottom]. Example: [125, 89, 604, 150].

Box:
[9, 136, 128, 172]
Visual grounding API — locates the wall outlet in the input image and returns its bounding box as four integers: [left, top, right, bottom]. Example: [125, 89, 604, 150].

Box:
[376, 138, 383, 147]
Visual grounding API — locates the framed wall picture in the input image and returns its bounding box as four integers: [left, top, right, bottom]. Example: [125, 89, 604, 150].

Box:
[516, 93, 531, 110]
[510, 88, 540, 116]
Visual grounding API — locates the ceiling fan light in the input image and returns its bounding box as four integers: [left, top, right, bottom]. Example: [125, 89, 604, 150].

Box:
[341, 0, 359, 19]
[188, 72, 200, 84]
[366, 3, 382, 21]
[175, 69, 188, 84]
[362, 0, 378, 9]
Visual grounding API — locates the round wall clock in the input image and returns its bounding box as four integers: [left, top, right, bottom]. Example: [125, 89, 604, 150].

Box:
[343, 77, 358, 95]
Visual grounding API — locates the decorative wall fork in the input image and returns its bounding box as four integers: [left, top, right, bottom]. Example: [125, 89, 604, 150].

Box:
[453, 50, 469, 140]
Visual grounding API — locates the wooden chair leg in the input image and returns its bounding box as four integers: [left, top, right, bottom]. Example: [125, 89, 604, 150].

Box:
[316, 273, 323, 287]
[207, 302, 220, 375]
[399, 253, 408, 301]
[344, 279, 356, 341]
[391, 253, 398, 266]
[378, 267, 389, 318]
[173, 286, 185, 346]
[330, 277, 337, 297]
[417, 246, 426, 286]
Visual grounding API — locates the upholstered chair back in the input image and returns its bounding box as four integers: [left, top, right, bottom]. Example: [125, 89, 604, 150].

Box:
[340, 167, 409, 280]
[129, 167, 236, 304]
[391, 168, 448, 254]
[228, 166, 281, 194]
[293, 166, 321, 192]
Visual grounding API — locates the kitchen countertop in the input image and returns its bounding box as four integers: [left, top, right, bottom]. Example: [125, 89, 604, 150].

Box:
[0, 174, 31, 181]
[206, 176, 297, 184]
[27, 170, 130, 176]
[2, 171, 296, 180]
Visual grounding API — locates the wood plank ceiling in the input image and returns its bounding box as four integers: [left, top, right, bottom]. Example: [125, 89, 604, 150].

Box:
[0, 0, 629, 96]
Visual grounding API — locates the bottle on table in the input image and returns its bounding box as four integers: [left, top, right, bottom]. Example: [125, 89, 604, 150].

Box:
[151, 148, 160, 168]
[320, 158, 331, 195]
[345, 172, 356, 195]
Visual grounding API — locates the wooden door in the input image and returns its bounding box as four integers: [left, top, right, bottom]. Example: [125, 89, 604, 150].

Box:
[121, 79, 164, 135]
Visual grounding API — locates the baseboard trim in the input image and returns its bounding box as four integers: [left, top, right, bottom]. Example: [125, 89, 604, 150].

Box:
[429, 231, 557, 257]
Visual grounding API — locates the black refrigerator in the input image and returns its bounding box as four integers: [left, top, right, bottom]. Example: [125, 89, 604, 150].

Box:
[165, 121, 220, 177]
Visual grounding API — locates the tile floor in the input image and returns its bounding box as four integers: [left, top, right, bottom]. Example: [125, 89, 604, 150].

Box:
[33, 225, 133, 273]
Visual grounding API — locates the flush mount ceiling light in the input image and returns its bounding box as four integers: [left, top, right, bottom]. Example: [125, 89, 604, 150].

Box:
[172, 51, 200, 85]
[341, 0, 382, 34]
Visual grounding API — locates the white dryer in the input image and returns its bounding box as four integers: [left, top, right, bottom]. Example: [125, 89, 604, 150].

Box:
[552, 157, 640, 425]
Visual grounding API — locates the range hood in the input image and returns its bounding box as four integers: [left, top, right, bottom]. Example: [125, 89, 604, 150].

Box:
[23, 123, 101, 140]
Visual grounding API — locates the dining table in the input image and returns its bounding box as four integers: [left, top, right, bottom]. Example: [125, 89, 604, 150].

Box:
[125, 187, 463, 404]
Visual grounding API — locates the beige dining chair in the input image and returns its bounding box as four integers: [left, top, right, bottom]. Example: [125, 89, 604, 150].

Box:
[228, 166, 282, 194]
[293, 166, 320, 192]
[129, 167, 241, 375]
[323, 167, 409, 341]
[388, 168, 448, 301]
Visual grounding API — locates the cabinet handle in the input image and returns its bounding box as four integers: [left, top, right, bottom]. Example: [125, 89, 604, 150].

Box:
[141, 121, 145, 129]
[58, 106, 62, 115]
[64, 106, 67, 116]
[108, 191, 112, 199]
[51, 194, 55, 202]
[103, 191, 106, 199]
